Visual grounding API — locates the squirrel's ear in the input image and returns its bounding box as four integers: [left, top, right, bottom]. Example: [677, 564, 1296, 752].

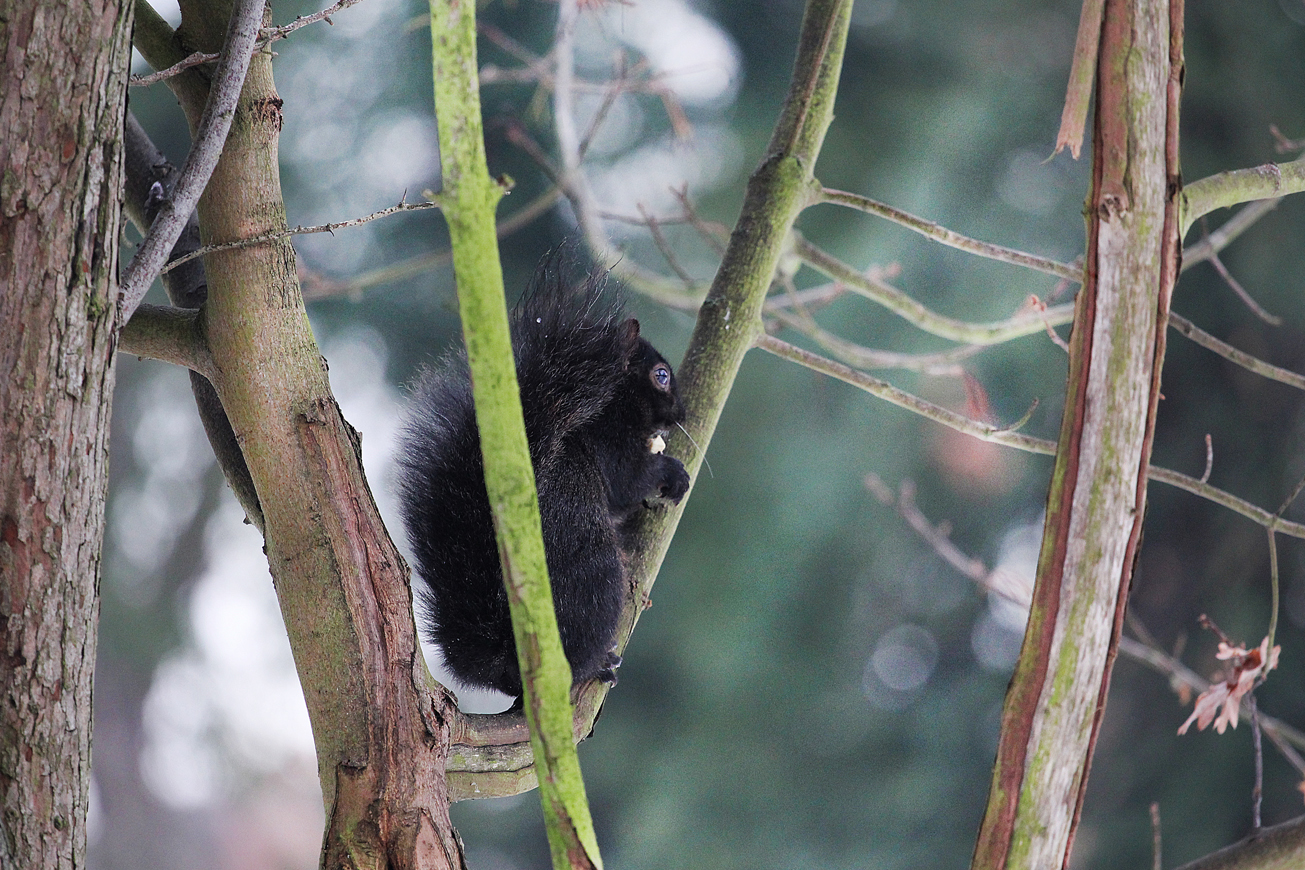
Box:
[620, 318, 641, 349]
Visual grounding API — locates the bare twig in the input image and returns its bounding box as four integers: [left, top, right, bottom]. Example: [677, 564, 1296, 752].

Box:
[1251, 693, 1264, 833]
[866, 477, 1305, 787]
[579, 53, 639, 158]
[263, 0, 367, 44]
[760, 334, 1305, 540]
[1270, 124, 1305, 154]
[130, 0, 367, 86]
[159, 197, 440, 274]
[1120, 636, 1305, 765]
[757, 333, 1058, 454]
[864, 475, 1032, 605]
[119, 0, 265, 320]
[819, 187, 1082, 282]
[763, 280, 848, 312]
[1182, 198, 1280, 270]
[638, 203, 696, 287]
[1167, 313, 1305, 391]
[1147, 466, 1305, 540]
[765, 306, 983, 373]
[1200, 434, 1213, 484]
[130, 50, 220, 86]
[1150, 803, 1163, 870]
[671, 184, 730, 255]
[1028, 295, 1071, 352]
[796, 235, 1075, 345]
[1201, 219, 1282, 325]
[300, 187, 562, 300]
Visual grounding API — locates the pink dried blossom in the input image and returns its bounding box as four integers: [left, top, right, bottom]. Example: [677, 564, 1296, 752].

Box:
[1178, 636, 1280, 736]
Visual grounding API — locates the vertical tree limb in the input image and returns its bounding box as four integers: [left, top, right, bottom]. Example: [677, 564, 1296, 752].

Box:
[608, 0, 854, 702]
[429, 0, 602, 866]
[170, 1, 466, 867]
[970, 1, 1182, 868]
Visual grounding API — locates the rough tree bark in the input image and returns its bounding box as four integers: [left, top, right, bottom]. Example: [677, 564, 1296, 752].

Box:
[0, 1, 133, 867]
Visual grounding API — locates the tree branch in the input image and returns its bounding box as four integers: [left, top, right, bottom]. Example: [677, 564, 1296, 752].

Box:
[1168, 313, 1305, 391]
[1182, 155, 1305, 236]
[446, 0, 863, 799]
[796, 234, 1076, 344]
[119, 0, 264, 320]
[131, 0, 188, 72]
[819, 187, 1082, 282]
[118, 304, 212, 376]
[1173, 814, 1305, 870]
[1182, 198, 1281, 269]
[161, 199, 441, 274]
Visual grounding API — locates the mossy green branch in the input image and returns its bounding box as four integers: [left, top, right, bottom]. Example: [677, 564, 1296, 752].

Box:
[613, 0, 854, 688]
[1181, 154, 1305, 236]
[428, 0, 601, 867]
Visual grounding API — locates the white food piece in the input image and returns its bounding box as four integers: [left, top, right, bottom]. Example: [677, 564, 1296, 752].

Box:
[649, 434, 667, 455]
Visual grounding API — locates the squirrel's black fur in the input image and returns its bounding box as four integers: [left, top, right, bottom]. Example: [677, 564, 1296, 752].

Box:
[396, 261, 691, 701]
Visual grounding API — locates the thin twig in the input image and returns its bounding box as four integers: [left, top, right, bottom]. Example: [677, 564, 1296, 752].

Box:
[1120, 636, 1305, 768]
[159, 198, 440, 274]
[796, 235, 1076, 345]
[130, 0, 367, 86]
[1029, 295, 1071, 352]
[864, 475, 1032, 605]
[757, 333, 1058, 454]
[1200, 434, 1213, 484]
[300, 187, 562, 300]
[1251, 693, 1264, 833]
[120, 0, 265, 320]
[1266, 528, 1280, 659]
[792, 237, 1305, 389]
[759, 334, 1305, 540]
[1181, 198, 1281, 270]
[263, 0, 367, 44]
[638, 204, 695, 287]
[1150, 803, 1163, 870]
[130, 50, 220, 86]
[671, 184, 729, 255]
[765, 306, 983, 373]
[819, 187, 1082, 282]
[863, 474, 1305, 778]
[1167, 313, 1305, 391]
[579, 54, 640, 159]
[1201, 219, 1282, 325]
[763, 280, 848, 312]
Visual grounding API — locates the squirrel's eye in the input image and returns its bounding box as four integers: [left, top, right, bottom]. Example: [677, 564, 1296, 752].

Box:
[652, 365, 671, 389]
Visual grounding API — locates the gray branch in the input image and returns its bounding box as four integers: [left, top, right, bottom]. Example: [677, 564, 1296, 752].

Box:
[118, 0, 265, 320]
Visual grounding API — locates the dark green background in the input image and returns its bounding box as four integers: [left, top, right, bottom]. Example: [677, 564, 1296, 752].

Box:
[97, 1, 1305, 868]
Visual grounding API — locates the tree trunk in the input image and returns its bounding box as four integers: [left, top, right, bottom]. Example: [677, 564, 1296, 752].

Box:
[0, 1, 133, 867]
[970, 1, 1183, 868]
[160, 2, 470, 865]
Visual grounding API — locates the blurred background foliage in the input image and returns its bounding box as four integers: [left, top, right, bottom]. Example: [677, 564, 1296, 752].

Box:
[98, 0, 1305, 868]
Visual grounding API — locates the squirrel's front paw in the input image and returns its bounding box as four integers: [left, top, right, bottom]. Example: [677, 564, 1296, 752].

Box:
[658, 458, 690, 503]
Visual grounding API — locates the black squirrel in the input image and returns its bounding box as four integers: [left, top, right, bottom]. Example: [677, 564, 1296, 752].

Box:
[396, 260, 691, 702]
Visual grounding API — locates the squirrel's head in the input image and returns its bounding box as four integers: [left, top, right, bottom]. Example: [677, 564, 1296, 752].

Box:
[619, 318, 687, 436]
